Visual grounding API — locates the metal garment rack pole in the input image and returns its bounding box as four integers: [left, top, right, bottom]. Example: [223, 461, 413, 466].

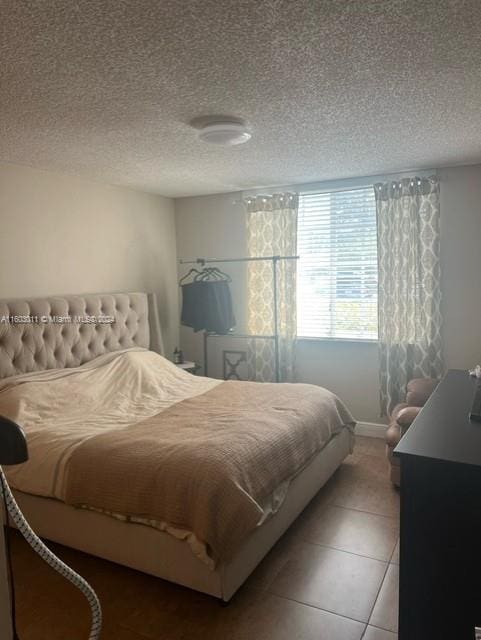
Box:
[179, 256, 299, 381]
[179, 256, 299, 265]
[272, 257, 279, 382]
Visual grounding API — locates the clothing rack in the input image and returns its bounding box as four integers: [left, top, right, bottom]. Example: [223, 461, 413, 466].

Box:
[179, 256, 299, 382]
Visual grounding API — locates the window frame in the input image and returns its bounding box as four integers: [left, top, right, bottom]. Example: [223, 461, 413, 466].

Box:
[296, 184, 379, 344]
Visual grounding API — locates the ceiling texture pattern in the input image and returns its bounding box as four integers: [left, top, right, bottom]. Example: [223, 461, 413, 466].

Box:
[1, 0, 481, 197]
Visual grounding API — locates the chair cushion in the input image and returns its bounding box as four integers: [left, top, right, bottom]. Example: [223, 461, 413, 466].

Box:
[390, 403, 408, 422]
[385, 377, 439, 487]
[396, 405, 422, 427]
[406, 378, 439, 406]
[386, 424, 401, 447]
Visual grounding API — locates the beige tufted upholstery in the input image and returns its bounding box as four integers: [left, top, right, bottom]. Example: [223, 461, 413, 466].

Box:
[0, 292, 158, 379]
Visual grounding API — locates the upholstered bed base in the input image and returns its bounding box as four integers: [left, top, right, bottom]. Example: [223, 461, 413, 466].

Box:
[13, 428, 352, 601]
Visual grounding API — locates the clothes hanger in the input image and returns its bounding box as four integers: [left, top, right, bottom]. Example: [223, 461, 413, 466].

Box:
[181, 266, 232, 284]
[195, 267, 218, 282]
[212, 266, 232, 282]
[196, 267, 232, 282]
[179, 268, 203, 285]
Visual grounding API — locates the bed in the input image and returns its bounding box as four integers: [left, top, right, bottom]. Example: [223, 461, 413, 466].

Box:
[0, 292, 355, 601]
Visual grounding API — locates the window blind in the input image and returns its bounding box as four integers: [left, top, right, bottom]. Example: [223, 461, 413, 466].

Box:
[297, 187, 378, 340]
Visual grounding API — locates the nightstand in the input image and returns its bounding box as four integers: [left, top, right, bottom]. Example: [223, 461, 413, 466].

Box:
[174, 361, 199, 374]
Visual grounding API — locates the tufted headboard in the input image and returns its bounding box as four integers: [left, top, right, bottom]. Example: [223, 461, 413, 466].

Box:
[0, 292, 164, 379]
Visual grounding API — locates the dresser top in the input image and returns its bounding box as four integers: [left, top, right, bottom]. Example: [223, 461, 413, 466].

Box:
[394, 369, 481, 467]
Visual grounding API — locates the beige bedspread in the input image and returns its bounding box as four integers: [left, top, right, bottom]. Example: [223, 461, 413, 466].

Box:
[0, 349, 354, 565]
[1, 349, 220, 498]
[64, 379, 354, 563]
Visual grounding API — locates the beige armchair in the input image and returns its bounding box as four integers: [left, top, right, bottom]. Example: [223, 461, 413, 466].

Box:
[386, 377, 439, 486]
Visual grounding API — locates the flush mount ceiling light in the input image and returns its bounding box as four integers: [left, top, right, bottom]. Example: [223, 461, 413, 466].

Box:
[198, 121, 252, 146]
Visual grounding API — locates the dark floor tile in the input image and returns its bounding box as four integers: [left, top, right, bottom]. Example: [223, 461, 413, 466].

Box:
[354, 436, 387, 457]
[369, 564, 399, 633]
[295, 504, 399, 561]
[105, 625, 151, 639]
[327, 455, 400, 518]
[268, 542, 387, 622]
[17, 598, 91, 640]
[123, 588, 365, 640]
[245, 528, 301, 591]
[363, 626, 397, 639]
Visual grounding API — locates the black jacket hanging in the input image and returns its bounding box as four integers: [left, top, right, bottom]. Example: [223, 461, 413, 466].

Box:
[181, 280, 235, 334]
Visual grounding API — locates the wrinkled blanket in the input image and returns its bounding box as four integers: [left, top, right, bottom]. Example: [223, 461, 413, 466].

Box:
[64, 378, 355, 563]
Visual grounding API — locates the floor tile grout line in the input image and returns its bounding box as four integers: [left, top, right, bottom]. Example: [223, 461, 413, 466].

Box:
[295, 538, 397, 564]
[118, 621, 153, 639]
[368, 621, 398, 635]
[324, 502, 400, 522]
[388, 537, 400, 564]
[365, 557, 391, 630]
[266, 591, 373, 627]
[329, 500, 399, 520]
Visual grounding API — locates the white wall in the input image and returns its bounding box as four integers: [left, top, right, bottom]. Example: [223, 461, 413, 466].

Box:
[175, 164, 481, 424]
[439, 164, 481, 369]
[175, 193, 249, 373]
[0, 164, 178, 355]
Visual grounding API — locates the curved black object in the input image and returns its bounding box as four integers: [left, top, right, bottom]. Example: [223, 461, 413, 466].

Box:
[0, 415, 28, 465]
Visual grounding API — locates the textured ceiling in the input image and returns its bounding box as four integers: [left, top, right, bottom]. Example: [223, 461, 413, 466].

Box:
[1, 0, 481, 197]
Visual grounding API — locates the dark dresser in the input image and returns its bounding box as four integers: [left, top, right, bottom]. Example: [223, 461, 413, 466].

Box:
[395, 369, 481, 639]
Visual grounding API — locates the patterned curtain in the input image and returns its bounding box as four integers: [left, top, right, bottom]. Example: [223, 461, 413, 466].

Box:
[246, 193, 298, 382]
[375, 176, 444, 416]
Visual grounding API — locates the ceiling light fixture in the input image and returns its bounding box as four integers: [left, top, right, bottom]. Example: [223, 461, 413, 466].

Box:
[198, 121, 251, 146]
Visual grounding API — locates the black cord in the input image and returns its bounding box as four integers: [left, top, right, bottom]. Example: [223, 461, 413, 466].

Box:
[1, 471, 20, 640]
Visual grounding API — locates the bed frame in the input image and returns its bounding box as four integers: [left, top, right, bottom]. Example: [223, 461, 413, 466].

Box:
[1, 291, 352, 601]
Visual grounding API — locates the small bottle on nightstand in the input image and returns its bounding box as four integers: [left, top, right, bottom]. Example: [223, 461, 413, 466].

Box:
[173, 347, 184, 364]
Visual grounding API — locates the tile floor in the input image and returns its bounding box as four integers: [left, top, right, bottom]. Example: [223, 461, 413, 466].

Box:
[10, 436, 400, 639]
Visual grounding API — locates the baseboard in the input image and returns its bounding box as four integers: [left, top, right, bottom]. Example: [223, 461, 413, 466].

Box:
[355, 421, 387, 439]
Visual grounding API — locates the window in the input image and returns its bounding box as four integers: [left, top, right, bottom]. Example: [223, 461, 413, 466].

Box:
[297, 187, 378, 340]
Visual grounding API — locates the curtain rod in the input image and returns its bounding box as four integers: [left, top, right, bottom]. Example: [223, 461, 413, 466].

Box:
[232, 193, 298, 206]
[232, 173, 438, 203]
[232, 185, 376, 205]
[179, 256, 299, 265]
